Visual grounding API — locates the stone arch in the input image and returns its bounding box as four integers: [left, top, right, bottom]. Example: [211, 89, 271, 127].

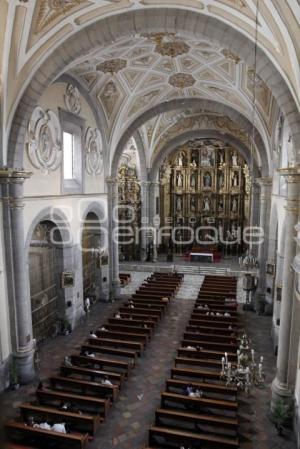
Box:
[111, 98, 270, 178]
[7, 8, 300, 170]
[25, 207, 72, 253]
[132, 130, 147, 182]
[25, 208, 73, 342]
[149, 129, 261, 183]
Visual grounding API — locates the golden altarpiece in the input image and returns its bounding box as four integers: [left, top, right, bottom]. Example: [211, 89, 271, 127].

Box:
[118, 162, 141, 261]
[159, 139, 250, 255]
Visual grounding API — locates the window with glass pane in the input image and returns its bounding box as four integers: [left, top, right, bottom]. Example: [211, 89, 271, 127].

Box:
[63, 131, 74, 179]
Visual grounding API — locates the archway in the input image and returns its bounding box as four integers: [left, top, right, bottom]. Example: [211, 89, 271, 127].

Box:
[29, 220, 64, 342]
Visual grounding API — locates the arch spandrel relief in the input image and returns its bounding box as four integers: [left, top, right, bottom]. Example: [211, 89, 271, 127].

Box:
[85, 127, 104, 176]
[26, 106, 62, 174]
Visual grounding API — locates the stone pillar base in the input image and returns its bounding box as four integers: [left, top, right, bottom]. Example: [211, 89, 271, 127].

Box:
[271, 376, 293, 411]
[111, 280, 121, 301]
[14, 348, 36, 385]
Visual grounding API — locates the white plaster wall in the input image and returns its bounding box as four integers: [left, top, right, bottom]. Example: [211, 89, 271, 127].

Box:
[23, 81, 105, 196]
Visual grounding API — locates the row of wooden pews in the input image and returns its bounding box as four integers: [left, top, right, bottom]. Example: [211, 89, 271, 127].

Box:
[4, 271, 183, 449]
[145, 274, 240, 449]
[119, 272, 131, 287]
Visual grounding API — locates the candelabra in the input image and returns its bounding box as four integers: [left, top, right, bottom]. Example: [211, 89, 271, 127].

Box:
[220, 333, 265, 395]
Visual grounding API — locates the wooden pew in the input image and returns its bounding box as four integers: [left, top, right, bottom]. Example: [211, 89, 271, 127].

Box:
[81, 344, 137, 363]
[96, 330, 148, 344]
[5, 420, 89, 449]
[182, 338, 238, 352]
[49, 376, 119, 401]
[88, 337, 144, 354]
[117, 309, 161, 321]
[166, 378, 237, 399]
[174, 356, 224, 370]
[70, 354, 131, 377]
[19, 403, 100, 436]
[178, 347, 237, 362]
[148, 426, 239, 448]
[36, 388, 110, 416]
[112, 309, 161, 323]
[183, 331, 237, 343]
[102, 323, 153, 338]
[160, 392, 238, 412]
[108, 317, 156, 329]
[60, 365, 124, 386]
[155, 408, 238, 433]
[171, 366, 226, 382]
[186, 325, 237, 336]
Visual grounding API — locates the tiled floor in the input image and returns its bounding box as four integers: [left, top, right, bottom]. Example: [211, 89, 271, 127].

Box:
[0, 273, 297, 449]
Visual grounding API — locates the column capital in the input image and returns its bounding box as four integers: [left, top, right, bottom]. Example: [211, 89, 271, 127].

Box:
[105, 176, 118, 185]
[255, 176, 273, 187]
[278, 166, 300, 183]
[0, 168, 32, 184]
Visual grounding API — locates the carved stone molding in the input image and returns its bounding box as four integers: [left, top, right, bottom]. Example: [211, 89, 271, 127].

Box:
[85, 127, 103, 176]
[26, 106, 62, 174]
[64, 83, 81, 115]
[96, 59, 127, 74]
[169, 73, 196, 89]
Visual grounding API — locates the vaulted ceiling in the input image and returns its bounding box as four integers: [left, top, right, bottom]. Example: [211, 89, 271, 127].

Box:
[1, 0, 299, 170]
[67, 33, 277, 149]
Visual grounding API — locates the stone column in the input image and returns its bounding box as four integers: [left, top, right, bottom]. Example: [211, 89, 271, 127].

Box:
[149, 182, 160, 263]
[271, 167, 300, 405]
[140, 181, 150, 262]
[106, 177, 120, 299]
[255, 177, 273, 310]
[0, 169, 35, 384]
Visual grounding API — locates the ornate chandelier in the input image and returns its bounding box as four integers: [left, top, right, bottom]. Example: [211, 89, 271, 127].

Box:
[220, 333, 265, 395]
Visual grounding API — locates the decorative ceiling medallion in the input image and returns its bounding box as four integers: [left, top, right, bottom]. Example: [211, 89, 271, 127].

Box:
[142, 33, 190, 58]
[26, 107, 62, 174]
[221, 49, 241, 64]
[169, 73, 196, 89]
[33, 0, 87, 35]
[64, 83, 81, 115]
[85, 128, 103, 176]
[96, 59, 127, 74]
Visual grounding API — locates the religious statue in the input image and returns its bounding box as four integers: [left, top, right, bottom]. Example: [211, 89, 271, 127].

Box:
[190, 196, 196, 212]
[232, 151, 238, 166]
[232, 172, 239, 187]
[190, 159, 197, 168]
[218, 198, 224, 211]
[177, 173, 183, 187]
[201, 146, 215, 166]
[176, 196, 182, 212]
[218, 172, 225, 189]
[203, 197, 210, 212]
[231, 197, 238, 213]
[203, 172, 212, 188]
[190, 173, 196, 188]
[177, 152, 184, 166]
[219, 151, 224, 164]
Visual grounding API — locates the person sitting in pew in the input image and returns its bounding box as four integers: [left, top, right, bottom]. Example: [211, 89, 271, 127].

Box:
[52, 422, 67, 433]
[34, 422, 52, 430]
[162, 296, 169, 303]
[186, 345, 197, 351]
[89, 330, 98, 338]
[115, 312, 121, 319]
[99, 326, 108, 331]
[101, 375, 113, 386]
[224, 312, 231, 317]
[64, 356, 73, 367]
